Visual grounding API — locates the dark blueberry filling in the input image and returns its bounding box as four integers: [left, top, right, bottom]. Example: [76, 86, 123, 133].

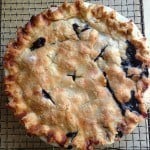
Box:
[115, 128, 123, 138]
[72, 23, 90, 38]
[115, 131, 123, 138]
[66, 145, 73, 149]
[66, 131, 78, 141]
[67, 72, 81, 81]
[126, 40, 142, 67]
[126, 74, 134, 78]
[121, 40, 143, 77]
[42, 89, 55, 105]
[94, 45, 108, 61]
[140, 66, 149, 78]
[122, 62, 149, 79]
[31, 37, 46, 50]
[121, 90, 141, 115]
[121, 59, 130, 67]
[103, 72, 141, 116]
[121, 59, 129, 77]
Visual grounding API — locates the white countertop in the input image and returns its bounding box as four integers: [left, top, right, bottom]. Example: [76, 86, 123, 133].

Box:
[143, 0, 150, 41]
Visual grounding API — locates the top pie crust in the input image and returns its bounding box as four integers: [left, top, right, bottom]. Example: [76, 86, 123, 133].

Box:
[4, 0, 150, 149]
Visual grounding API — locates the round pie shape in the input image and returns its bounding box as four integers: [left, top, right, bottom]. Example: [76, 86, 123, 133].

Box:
[4, 0, 150, 149]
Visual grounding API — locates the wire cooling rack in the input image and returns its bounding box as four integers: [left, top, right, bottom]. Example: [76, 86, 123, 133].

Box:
[0, 0, 149, 149]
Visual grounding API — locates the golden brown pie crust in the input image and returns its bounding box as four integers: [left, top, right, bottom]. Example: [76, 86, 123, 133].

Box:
[4, 0, 150, 149]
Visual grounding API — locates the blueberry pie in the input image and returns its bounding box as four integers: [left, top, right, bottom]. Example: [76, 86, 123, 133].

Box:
[4, 0, 150, 149]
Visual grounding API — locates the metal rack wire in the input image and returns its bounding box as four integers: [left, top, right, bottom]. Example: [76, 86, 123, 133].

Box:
[0, 0, 149, 149]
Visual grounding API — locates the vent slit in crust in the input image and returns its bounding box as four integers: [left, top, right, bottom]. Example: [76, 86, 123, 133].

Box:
[67, 72, 81, 81]
[42, 89, 55, 105]
[94, 45, 108, 61]
[72, 23, 80, 38]
[72, 23, 90, 39]
[81, 24, 90, 32]
[31, 37, 46, 50]
[66, 131, 78, 141]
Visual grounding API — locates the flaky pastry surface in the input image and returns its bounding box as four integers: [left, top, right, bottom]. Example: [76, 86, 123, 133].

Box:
[4, 0, 150, 149]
